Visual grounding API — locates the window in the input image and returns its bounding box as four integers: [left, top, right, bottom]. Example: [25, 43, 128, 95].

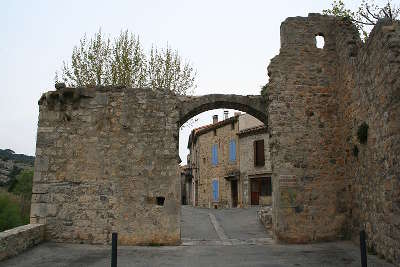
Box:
[315, 34, 325, 49]
[212, 179, 219, 201]
[229, 139, 236, 162]
[254, 139, 265, 167]
[212, 144, 218, 165]
[260, 178, 272, 196]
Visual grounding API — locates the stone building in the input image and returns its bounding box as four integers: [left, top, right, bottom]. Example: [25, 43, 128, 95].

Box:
[187, 112, 271, 208]
[187, 113, 241, 208]
[238, 114, 272, 206]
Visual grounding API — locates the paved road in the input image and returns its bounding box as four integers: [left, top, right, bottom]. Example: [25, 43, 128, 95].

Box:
[181, 206, 271, 245]
[0, 206, 393, 267]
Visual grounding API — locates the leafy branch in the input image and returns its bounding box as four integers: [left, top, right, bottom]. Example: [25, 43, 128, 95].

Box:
[323, 0, 399, 41]
[56, 29, 197, 95]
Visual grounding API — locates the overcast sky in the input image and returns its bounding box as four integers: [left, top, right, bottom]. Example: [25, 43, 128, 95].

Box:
[0, 0, 379, 162]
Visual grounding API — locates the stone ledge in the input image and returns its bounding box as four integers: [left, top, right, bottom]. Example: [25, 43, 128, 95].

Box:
[0, 224, 45, 261]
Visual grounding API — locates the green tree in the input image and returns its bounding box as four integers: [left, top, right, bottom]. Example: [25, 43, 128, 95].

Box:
[8, 170, 33, 224]
[10, 170, 33, 198]
[56, 29, 196, 95]
[323, 0, 400, 40]
[0, 193, 23, 231]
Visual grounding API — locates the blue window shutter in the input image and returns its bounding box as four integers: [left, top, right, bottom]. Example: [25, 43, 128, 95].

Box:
[212, 144, 218, 165]
[215, 145, 218, 164]
[229, 140, 236, 161]
[212, 179, 219, 201]
[212, 145, 215, 165]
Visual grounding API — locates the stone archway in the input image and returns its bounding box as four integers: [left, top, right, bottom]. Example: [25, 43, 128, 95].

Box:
[29, 14, 400, 263]
[30, 86, 268, 245]
[177, 94, 267, 126]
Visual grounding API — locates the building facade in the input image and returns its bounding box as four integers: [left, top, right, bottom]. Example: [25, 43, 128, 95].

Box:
[187, 113, 271, 208]
[238, 124, 272, 206]
[188, 114, 241, 208]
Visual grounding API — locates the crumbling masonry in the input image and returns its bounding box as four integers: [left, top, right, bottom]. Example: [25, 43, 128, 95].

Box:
[31, 14, 400, 264]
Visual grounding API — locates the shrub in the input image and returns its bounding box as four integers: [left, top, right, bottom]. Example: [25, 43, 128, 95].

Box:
[0, 192, 24, 231]
[10, 170, 33, 198]
[8, 170, 33, 224]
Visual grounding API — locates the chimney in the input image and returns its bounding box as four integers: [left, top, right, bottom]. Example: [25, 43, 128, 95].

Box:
[224, 110, 229, 120]
[212, 115, 218, 124]
[234, 112, 241, 117]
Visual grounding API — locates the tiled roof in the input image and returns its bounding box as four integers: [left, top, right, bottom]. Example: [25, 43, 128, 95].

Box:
[237, 125, 268, 137]
[187, 115, 239, 148]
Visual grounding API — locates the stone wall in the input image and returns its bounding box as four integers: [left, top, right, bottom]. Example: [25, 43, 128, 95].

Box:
[268, 14, 351, 243]
[0, 224, 45, 261]
[30, 13, 399, 264]
[267, 13, 400, 264]
[335, 20, 400, 263]
[31, 86, 180, 245]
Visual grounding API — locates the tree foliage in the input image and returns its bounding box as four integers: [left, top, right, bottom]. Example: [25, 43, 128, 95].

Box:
[9, 170, 33, 198]
[323, 0, 400, 40]
[0, 192, 23, 231]
[56, 30, 196, 95]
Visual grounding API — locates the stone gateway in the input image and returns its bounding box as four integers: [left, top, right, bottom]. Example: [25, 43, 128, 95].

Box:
[31, 14, 400, 264]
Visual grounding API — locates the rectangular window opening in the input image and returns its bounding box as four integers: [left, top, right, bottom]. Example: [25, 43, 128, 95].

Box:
[254, 139, 265, 167]
[260, 178, 272, 196]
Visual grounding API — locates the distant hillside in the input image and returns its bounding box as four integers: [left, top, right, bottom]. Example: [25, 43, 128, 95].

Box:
[0, 149, 35, 164]
[0, 149, 34, 186]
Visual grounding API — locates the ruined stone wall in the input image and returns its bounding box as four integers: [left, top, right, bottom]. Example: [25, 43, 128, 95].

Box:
[335, 20, 400, 263]
[267, 13, 399, 263]
[31, 87, 180, 245]
[267, 14, 352, 243]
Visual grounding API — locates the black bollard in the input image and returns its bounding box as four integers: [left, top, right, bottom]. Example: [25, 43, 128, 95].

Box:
[111, 232, 118, 267]
[360, 230, 367, 267]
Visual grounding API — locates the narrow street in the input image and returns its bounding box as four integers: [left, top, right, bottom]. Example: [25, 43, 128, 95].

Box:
[181, 206, 272, 245]
[0, 206, 393, 267]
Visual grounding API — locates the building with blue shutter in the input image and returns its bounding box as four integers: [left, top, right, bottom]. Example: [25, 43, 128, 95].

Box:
[187, 112, 271, 208]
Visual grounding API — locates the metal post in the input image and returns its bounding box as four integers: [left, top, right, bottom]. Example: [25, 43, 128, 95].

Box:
[360, 230, 367, 267]
[111, 232, 117, 267]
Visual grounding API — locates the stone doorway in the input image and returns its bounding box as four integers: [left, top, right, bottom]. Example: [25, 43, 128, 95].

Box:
[250, 177, 271, 206]
[231, 180, 238, 208]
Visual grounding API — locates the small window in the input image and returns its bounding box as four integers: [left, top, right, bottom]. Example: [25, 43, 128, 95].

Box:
[212, 144, 218, 165]
[254, 139, 265, 167]
[315, 34, 325, 49]
[213, 129, 217, 136]
[229, 139, 236, 162]
[260, 178, 272, 196]
[212, 179, 219, 202]
[156, 196, 165, 206]
[231, 122, 235, 130]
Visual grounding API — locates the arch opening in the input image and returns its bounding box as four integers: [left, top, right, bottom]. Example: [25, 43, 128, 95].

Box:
[178, 94, 267, 127]
[178, 103, 272, 228]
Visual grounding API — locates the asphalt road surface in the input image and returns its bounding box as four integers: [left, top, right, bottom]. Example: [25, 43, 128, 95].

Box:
[0, 206, 393, 267]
